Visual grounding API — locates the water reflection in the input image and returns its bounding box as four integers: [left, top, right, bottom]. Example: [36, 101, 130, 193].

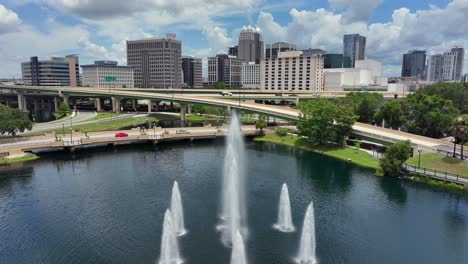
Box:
[378, 177, 407, 206]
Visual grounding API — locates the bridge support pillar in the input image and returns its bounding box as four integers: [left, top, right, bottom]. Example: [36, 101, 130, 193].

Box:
[187, 105, 192, 114]
[180, 104, 188, 127]
[132, 99, 137, 110]
[148, 100, 153, 113]
[17, 94, 27, 111]
[54, 97, 59, 111]
[94, 98, 102, 112]
[111, 97, 121, 114]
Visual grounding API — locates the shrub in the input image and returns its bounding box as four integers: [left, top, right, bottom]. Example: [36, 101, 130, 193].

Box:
[275, 128, 289, 137]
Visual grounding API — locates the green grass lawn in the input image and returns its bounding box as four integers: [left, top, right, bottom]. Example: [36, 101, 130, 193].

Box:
[86, 112, 125, 122]
[255, 133, 380, 170]
[56, 116, 160, 133]
[406, 153, 468, 177]
[187, 114, 210, 122]
[0, 154, 39, 165]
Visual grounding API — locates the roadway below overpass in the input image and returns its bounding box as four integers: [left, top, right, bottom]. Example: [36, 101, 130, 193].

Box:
[0, 84, 454, 153]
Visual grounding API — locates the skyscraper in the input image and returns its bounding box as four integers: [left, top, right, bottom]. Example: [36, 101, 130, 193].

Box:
[237, 25, 264, 64]
[228, 46, 238, 57]
[343, 34, 366, 67]
[181, 56, 203, 88]
[401, 50, 426, 80]
[442, 46, 464, 82]
[208, 54, 242, 87]
[324, 54, 351, 68]
[126, 33, 182, 88]
[426, 54, 444, 82]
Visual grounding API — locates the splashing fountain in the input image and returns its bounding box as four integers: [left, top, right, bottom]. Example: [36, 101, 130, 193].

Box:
[295, 202, 317, 264]
[171, 181, 187, 236]
[230, 230, 248, 264]
[159, 209, 182, 264]
[218, 113, 247, 246]
[273, 183, 295, 232]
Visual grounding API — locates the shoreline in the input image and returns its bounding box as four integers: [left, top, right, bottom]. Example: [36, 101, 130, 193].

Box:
[255, 133, 468, 195]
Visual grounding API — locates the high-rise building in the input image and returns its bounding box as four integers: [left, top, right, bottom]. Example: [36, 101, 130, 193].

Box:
[21, 55, 80, 87]
[426, 54, 444, 82]
[81, 61, 134, 88]
[324, 54, 351, 68]
[237, 25, 264, 64]
[181, 56, 203, 88]
[126, 33, 182, 88]
[401, 50, 426, 80]
[260, 50, 324, 92]
[463, 74, 468, 83]
[442, 46, 464, 82]
[208, 54, 242, 88]
[228, 46, 238, 57]
[265, 42, 296, 59]
[241, 62, 260, 89]
[343, 34, 366, 67]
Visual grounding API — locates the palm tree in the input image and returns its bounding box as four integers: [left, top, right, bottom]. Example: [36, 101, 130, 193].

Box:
[255, 117, 268, 136]
[450, 115, 468, 160]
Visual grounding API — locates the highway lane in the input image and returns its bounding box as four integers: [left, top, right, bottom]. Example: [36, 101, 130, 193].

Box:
[23, 111, 97, 134]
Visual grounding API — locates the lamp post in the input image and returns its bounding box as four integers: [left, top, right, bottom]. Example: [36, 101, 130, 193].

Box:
[417, 148, 423, 168]
[62, 124, 65, 137]
[153, 124, 156, 139]
[70, 127, 73, 144]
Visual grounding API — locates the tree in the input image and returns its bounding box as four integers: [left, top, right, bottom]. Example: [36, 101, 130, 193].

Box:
[298, 99, 336, 145]
[54, 102, 72, 119]
[213, 81, 226, 90]
[255, 117, 267, 135]
[0, 104, 33, 136]
[373, 100, 406, 129]
[380, 141, 412, 177]
[418, 82, 468, 113]
[450, 115, 468, 160]
[336, 92, 384, 123]
[334, 104, 358, 145]
[402, 93, 459, 138]
[297, 99, 357, 145]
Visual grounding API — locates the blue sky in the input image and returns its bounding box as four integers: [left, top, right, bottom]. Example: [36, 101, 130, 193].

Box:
[0, 0, 466, 77]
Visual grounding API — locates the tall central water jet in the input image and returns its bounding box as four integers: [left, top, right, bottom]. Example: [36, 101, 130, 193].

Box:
[230, 230, 248, 264]
[273, 183, 295, 232]
[295, 202, 317, 264]
[171, 181, 187, 236]
[159, 209, 182, 264]
[218, 113, 247, 246]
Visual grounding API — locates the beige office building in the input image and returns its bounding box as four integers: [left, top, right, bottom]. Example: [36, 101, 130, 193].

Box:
[260, 50, 324, 92]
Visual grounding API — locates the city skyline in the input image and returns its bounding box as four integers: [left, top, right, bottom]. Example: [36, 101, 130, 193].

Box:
[0, 0, 468, 78]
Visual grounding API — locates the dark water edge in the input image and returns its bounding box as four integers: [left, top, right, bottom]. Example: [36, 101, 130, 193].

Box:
[0, 140, 467, 264]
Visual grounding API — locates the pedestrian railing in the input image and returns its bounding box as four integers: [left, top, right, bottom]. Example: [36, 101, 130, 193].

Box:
[63, 139, 82, 146]
[403, 163, 467, 186]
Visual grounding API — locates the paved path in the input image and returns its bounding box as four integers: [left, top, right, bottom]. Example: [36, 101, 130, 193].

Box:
[24, 111, 97, 133]
[404, 164, 468, 186]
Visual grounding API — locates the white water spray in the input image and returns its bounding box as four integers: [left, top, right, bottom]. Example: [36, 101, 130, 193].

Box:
[218, 113, 247, 246]
[230, 230, 248, 264]
[295, 202, 317, 264]
[171, 181, 187, 236]
[273, 183, 295, 232]
[158, 209, 182, 264]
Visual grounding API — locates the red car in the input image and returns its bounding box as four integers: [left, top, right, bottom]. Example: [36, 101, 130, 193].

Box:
[115, 132, 129, 137]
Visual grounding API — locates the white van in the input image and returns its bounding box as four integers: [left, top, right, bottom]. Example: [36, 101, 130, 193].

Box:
[220, 91, 233, 96]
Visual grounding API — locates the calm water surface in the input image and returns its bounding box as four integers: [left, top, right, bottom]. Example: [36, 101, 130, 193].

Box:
[0, 141, 467, 264]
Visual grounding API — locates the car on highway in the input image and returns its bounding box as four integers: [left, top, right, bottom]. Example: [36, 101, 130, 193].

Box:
[176, 130, 191, 134]
[115, 132, 129, 137]
[220, 91, 233, 96]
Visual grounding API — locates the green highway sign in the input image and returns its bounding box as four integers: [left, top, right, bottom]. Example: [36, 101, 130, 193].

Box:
[105, 76, 117, 82]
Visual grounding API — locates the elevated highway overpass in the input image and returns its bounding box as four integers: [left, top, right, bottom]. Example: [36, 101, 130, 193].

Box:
[0, 84, 450, 152]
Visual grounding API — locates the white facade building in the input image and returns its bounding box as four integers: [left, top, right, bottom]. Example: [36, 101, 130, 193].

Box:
[260, 50, 324, 92]
[81, 61, 134, 88]
[324, 59, 388, 91]
[241, 62, 260, 89]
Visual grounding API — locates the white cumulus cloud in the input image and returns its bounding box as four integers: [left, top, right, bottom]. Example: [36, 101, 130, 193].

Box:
[0, 4, 21, 34]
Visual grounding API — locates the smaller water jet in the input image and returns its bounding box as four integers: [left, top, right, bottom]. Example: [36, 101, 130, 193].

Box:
[171, 181, 187, 236]
[273, 183, 295, 232]
[230, 230, 248, 264]
[158, 209, 183, 264]
[295, 202, 317, 264]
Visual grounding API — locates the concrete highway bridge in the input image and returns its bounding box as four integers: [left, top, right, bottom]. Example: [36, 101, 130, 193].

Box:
[0, 84, 452, 153]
